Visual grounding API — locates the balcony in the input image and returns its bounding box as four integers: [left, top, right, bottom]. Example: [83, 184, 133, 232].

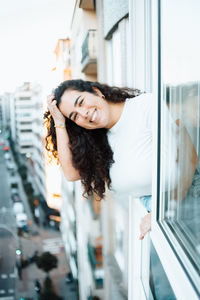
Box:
[88, 238, 104, 289]
[79, 0, 95, 10]
[81, 30, 97, 75]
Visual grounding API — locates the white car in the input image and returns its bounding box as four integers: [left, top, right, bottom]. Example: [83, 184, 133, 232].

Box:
[13, 202, 24, 215]
[6, 160, 15, 171]
[4, 152, 11, 160]
[16, 212, 28, 228]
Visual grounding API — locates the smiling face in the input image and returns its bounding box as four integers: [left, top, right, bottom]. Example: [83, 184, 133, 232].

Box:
[58, 88, 112, 129]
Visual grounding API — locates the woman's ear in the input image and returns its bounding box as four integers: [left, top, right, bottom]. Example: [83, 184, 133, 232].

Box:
[92, 87, 105, 98]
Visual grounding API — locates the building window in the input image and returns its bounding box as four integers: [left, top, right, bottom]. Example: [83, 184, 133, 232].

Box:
[20, 129, 32, 133]
[106, 17, 129, 87]
[158, 0, 200, 292]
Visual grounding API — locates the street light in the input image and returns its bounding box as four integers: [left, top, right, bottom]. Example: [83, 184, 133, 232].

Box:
[16, 249, 22, 256]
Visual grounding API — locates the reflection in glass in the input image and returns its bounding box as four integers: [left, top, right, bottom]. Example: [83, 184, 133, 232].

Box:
[161, 82, 200, 271]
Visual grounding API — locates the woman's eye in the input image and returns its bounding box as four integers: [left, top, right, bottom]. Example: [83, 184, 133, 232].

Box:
[79, 99, 84, 106]
[74, 113, 78, 121]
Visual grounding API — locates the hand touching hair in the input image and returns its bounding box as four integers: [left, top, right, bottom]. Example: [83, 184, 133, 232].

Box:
[43, 79, 140, 199]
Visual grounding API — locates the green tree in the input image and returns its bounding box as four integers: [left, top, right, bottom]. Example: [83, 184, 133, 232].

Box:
[24, 182, 34, 195]
[36, 252, 58, 275]
[18, 165, 27, 181]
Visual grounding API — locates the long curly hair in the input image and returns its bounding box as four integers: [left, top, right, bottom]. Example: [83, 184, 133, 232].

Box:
[43, 79, 140, 199]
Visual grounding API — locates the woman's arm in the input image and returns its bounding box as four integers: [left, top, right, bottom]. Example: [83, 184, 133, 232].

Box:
[175, 119, 198, 200]
[47, 95, 81, 181]
[139, 212, 151, 240]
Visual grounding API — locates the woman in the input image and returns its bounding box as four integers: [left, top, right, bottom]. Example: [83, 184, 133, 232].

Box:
[44, 79, 152, 239]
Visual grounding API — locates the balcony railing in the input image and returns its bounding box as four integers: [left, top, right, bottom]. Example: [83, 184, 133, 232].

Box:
[81, 30, 97, 75]
[79, 0, 95, 10]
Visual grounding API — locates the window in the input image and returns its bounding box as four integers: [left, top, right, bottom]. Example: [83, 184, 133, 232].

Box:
[106, 17, 129, 87]
[20, 129, 32, 133]
[20, 121, 31, 125]
[19, 97, 31, 100]
[159, 0, 200, 292]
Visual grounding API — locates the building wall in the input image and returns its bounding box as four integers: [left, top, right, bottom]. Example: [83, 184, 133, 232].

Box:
[70, 0, 97, 81]
[13, 83, 34, 157]
[63, 1, 104, 300]
[103, 0, 128, 38]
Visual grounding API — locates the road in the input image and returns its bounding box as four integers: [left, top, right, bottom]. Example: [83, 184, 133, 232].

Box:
[0, 228, 16, 299]
[0, 143, 17, 299]
[0, 139, 78, 299]
[0, 147, 16, 228]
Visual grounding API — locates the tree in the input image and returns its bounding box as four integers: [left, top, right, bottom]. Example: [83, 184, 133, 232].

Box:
[18, 165, 27, 181]
[24, 182, 34, 195]
[36, 252, 58, 275]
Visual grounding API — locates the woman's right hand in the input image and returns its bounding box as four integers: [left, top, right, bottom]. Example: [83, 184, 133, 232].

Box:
[47, 94, 65, 124]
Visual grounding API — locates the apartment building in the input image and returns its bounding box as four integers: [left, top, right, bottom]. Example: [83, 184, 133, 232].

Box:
[0, 93, 11, 134]
[51, 2, 104, 300]
[27, 84, 46, 200]
[10, 82, 34, 158]
[70, 2, 105, 300]
[0, 96, 2, 132]
[55, 0, 200, 299]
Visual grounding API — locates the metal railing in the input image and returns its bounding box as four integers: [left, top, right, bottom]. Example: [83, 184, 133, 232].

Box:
[81, 29, 97, 64]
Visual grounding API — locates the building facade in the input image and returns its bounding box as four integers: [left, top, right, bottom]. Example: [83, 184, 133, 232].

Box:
[54, 0, 200, 299]
[10, 82, 34, 157]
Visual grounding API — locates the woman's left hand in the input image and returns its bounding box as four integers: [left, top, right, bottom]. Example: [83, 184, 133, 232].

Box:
[139, 212, 152, 240]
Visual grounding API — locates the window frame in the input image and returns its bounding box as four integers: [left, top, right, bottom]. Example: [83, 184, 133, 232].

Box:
[151, 0, 200, 299]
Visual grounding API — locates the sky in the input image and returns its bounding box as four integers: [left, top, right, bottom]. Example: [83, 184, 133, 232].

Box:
[0, 0, 74, 94]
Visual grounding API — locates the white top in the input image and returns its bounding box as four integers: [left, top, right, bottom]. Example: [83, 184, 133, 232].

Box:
[107, 93, 178, 198]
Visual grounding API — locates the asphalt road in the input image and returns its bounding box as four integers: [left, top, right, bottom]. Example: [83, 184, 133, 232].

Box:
[0, 228, 16, 299]
[0, 147, 16, 228]
[0, 143, 17, 299]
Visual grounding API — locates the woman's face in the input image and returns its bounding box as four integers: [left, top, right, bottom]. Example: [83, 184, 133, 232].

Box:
[58, 88, 111, 129]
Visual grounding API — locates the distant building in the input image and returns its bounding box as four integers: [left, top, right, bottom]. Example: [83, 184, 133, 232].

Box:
[10, 82, 34, 158]
[0, 93, 11, 134]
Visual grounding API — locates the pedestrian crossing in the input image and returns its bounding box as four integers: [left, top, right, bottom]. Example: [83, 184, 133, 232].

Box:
[0, 273, 16, 299]
[42, 237, 63, 254]
[0, 274, 16, 279]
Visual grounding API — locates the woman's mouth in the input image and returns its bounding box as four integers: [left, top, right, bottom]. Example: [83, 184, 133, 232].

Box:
[90, 109, 97, 122]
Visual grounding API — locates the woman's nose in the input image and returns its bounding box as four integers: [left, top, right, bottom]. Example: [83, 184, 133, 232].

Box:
[78, 107, 88, 119]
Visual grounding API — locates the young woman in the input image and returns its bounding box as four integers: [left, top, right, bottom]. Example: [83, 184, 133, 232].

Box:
[44, 79, 156, 239]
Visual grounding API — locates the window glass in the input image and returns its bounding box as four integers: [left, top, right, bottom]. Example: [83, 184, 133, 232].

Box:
[149, 241, 176, 300]
[159, 0, 200, 289]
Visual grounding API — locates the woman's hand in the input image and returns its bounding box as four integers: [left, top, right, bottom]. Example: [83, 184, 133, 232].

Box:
[139, 212, 152, 240]
[47, 94, 65, 124]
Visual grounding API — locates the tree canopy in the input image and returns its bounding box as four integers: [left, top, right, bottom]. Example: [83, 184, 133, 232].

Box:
[36, 251, 58, 274]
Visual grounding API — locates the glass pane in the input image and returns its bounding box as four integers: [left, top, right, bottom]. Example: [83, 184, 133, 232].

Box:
[160, 0, 200, 290]
[149, 241, 176, 300]
[141, 241, 176, 300]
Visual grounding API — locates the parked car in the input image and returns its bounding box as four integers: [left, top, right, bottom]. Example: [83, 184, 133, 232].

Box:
[16, 212, 28, 228]
[11, 193, 22, 203]
[4, 152, 11, 160]
[3, 146, 10, 151]
[6, 160, 15, 171]
[13, 202, 24, 215]
[10, 182, 18, 195]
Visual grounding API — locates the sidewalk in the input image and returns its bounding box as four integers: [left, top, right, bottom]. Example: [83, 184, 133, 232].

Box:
[8, 149, 79, 299]
[17, 226, 76, 300]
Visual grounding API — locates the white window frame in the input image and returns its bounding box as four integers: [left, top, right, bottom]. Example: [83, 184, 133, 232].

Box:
[128, 0, 200, 299]
[151, 0, 199, 299]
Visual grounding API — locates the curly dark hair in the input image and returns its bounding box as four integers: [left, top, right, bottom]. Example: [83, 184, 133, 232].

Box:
[43, 79, 140, 199]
